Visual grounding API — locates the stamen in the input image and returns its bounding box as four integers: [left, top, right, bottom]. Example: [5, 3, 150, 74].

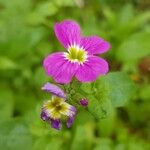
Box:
[43, 96, 70, 119]
[64, 45, 88, 64]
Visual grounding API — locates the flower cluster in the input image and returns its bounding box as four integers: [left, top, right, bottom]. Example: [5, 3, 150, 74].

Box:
[41, 20, 110, 130]
[41, 83, 76, 130]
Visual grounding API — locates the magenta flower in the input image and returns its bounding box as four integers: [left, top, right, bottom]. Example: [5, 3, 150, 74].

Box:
[44, 20, 111, 84]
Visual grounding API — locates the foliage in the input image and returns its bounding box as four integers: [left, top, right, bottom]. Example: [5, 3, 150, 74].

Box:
[0, 0, 149, 150]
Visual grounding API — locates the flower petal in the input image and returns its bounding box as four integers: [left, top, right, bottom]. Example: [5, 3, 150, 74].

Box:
[81, 36, 111, 54]
[54, 20, 81, 48]
[60, 102, 76, 117]
[41, 110, 50, 121]
[69, 105, 77, 115]
[50, 119, 61, 130]
[75, 56, 109, 82]
[43, 52, 79, 84]
[42, 82, 66, 98]
[67, 116, 75, 128]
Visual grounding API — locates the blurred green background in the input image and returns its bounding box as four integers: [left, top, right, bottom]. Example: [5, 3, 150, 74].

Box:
[0, 0, 150, 150]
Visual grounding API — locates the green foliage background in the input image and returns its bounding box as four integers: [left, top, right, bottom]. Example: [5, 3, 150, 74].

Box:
[0, 0, 150, 150]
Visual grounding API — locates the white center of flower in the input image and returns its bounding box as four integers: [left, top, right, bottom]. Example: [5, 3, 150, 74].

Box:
[64, 44, 88, 64]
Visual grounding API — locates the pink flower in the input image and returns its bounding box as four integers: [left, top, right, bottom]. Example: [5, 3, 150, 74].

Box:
[43, 20, 111, 84]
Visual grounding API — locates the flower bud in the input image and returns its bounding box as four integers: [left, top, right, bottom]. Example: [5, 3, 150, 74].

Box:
[79, 98, 88, 106]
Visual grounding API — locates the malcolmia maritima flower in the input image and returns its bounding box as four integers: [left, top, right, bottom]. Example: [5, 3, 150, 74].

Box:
[43, 20, 111, 84]
[41, 82, 76, 130]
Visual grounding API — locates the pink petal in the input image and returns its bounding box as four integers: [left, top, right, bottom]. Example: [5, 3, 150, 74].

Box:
[43, 52, 79, 84]
[54, 20, 81, 49]
[75, 56, 109, 82]
[81, 36, 111, 54]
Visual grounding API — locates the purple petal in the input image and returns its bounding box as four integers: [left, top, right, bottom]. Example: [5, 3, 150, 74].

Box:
[67, 116, 75, 128]
[54, 20, 81, 48]
[42, 82, 66, 98]
[81, 36, 111, 54]
[70, 106, 77, 114]
[41, 110, 49, 121]
[75, 56, 109, 82]
[79, 98, 88, 106]
[43, 52, 79, 84]
[50, 119, 61, 130]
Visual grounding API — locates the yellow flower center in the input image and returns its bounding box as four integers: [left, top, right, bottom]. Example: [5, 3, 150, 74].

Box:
[64, 45, 88, 64]
[44, 96, 69, 119]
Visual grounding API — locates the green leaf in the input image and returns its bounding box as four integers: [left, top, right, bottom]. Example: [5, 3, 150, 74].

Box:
[54, 0, 75, 7]
[118, 4, 134, 26]
[33, 137, 63, 150]
[33, 67, 50, 87]
[0, 120, 32, 150]
[117, 32, 150, 63]
[76, 78, 112, 119]
[27, 2, 58, 25]
[14, 93, 37, 115]
[87, 94, 112, 119]
[0, 86, 14, 121]
[94, 138, 112, 150]
[99, 72, 135, 107]
[70, 125, 94, 150]
[98, 108, 116, 137]
[139, 84, 150, 101]
[74, 109, 95, 126]
[102, 7, 116, 27]
[0, 57, 17, 70]
[78, 72, 135, 119]
[132, 11, 150, 29]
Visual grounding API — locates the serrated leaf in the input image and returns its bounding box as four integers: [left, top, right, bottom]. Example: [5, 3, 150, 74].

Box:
[76, 78, 112, 119]
[99, 72, 135, 107]
[77, 72, 135, 119]
[87, 95, 112, 119]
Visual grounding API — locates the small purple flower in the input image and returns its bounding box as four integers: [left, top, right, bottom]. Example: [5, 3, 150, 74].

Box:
[41, 96, 76, 130]
[43, 20, 111, 84]
[42, 82, 66, 98]
[79, 98, 88, 106]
